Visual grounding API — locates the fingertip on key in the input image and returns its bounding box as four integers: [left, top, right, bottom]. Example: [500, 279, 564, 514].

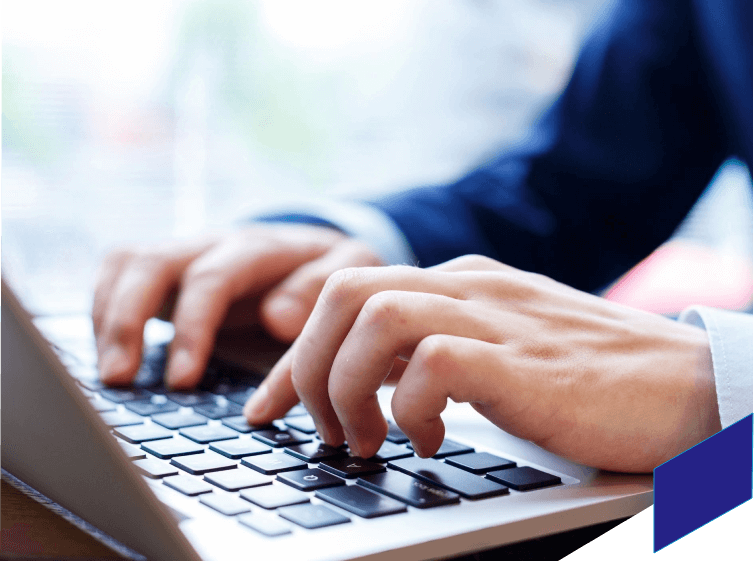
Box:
[99, 347, 135, 386]
[165, 349, 197, 390]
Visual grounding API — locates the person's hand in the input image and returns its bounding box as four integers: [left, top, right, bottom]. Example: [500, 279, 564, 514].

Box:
[92, 224, 383, 388]
[245, 254, 721, 473]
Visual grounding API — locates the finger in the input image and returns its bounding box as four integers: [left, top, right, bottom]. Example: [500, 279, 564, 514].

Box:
[327, 291, 495, 458]
[429, 253, 513, 273]
[92, 248, 132, 339]
[243, 344, 301, 424]
[165, 237, 331, 389]
[291, 265, 466, 449]
[259, 239, 383, 342]
[391, 334, 524, 457]
[97, 245, 207, 385]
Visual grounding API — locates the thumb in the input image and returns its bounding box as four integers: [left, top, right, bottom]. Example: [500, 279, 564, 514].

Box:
[260, 239, 384, 342]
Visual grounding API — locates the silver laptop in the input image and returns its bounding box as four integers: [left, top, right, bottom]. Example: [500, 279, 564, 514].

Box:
[2, 278, 653, 561]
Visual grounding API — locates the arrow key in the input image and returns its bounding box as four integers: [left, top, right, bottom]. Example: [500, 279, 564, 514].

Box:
[277, 468, 346, 491]
[319, 457, 386, 479]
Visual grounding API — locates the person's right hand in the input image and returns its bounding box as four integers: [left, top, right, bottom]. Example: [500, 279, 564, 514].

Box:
[92, 224, 383, 389]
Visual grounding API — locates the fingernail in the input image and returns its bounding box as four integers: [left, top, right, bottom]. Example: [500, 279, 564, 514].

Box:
[344, 429, 361, 458]
[166, 349, 193, 389]
[267, 295, 303, 323]
[244, 384, 269, 420]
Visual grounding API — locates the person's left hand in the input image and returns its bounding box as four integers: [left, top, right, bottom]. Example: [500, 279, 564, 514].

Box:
[244, 255, 720, 473]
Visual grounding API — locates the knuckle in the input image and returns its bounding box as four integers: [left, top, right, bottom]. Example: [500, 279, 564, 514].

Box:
[455, 254, 496, 269]
[107, 320, 143, 347]
[359, 291, 402, 328]
[319, 267, 364, 307]
[413, 335, 452, 374]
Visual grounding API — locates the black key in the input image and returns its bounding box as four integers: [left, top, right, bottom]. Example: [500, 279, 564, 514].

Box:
[319, 457, 386, 479]
[171, 452, 238, 475]
[284, 442, 347, 463]
[385, 422, 409, 444]
[407, 439, 474, 459]
[388, 457, 509, 500]
[316, 485, 407, 519]
[225, 387, 256, 406]
[89, 398, 116, 412]
[278, 504, 350, 529]
[193, 401, 244, 420]
[222, 416, 274, 434]
[141, 437, 204, 459]
[370, 441, 413, 463]
[200, 493, 250, 516]
[204, 467, 272, 491]
[133, 458, 179, 479]
[357, 471, 460, 508]
[151, 411, 208, 430]
[240, 484, 309, 509]
[100, 388, 153, 403]
[284, 415, 317, 434]
[100, 410, 143, 427]
[165, 391, 215, 407]
[444, 452, 516, 474]
[113, 423, 173, 444]
[179, 424, 240, 444]
[124, 400, 180, 416]
[284, 403, 308, 417]
[252, 429, 312, 448]
[119, 441, 146, 460]
[485, 466, 562, 491]
[242, 453, 308, 475]
[277, 469, 345, 492]
[210, 439, 272, 459]
[163, 475, 213, 496]
[238, 513, 291, 537]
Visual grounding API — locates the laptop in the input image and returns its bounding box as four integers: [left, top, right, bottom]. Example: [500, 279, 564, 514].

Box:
[2, 278, 653, 561]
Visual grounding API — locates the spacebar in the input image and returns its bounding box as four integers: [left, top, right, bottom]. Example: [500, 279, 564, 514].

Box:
[387, 457, 509, 500]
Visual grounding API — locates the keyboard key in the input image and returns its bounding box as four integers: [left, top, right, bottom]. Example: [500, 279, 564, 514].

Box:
[240, 484, 309, 509]
[118, 441, 146, 460]
[89, 398, 116, 412]
[385, 422, 409, 444]
[200, 493, 250, 516]
[179, 424, 240, 444]
[133, 458, 179, 479]
[252, 429, 312, 448]
[113, 423, 173, 444]
[278, 504, 350, 529]
[204, 467, 272, 492]
[444, 452, 516, 474]
[284, 403, 308, 417]
[238, 513, 291, 537]
[141, 437, 204, 459]
[210, 439, 272, 459]
[485, 466, 562, 491]
[225, 387, 256, 406]
[407, 439, 474, 458]
[319, 457, 386, 479]
[284, 415, 317, 434]
[100, 410, 144, 427]
[164, 391, 215, 407]
[370, 441, 413, 463]
[241, 453, 307, 475]
[277, 468, 345, 492]
[171, 452, 238, 475]
[221, 415, 274, 434]
[151, 411, 208, 430]
[357, 471, 460, 508]
[124, 400, 180, 416]
[163, 475, 213, 496]
[193, 401, 244, 420]
[316, 485, 407, 519]
[284, 442, 348, 463]
[388, 457, 509, 500]
[100, 388, 153, 403]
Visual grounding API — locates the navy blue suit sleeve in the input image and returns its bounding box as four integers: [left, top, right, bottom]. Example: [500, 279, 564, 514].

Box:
[369, 0, 739, 292]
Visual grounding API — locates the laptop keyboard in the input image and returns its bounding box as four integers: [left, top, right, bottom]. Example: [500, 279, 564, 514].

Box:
[51, 336, 564, 537]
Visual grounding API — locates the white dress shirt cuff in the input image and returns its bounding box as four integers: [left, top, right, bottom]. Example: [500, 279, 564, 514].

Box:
[677, 306, 753, 428]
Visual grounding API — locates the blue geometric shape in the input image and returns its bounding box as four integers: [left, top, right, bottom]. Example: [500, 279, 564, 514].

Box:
[654, 414, 752, 551]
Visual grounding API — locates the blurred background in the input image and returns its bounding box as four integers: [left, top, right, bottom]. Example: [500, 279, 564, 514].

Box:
[3, 0, 751, 316]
